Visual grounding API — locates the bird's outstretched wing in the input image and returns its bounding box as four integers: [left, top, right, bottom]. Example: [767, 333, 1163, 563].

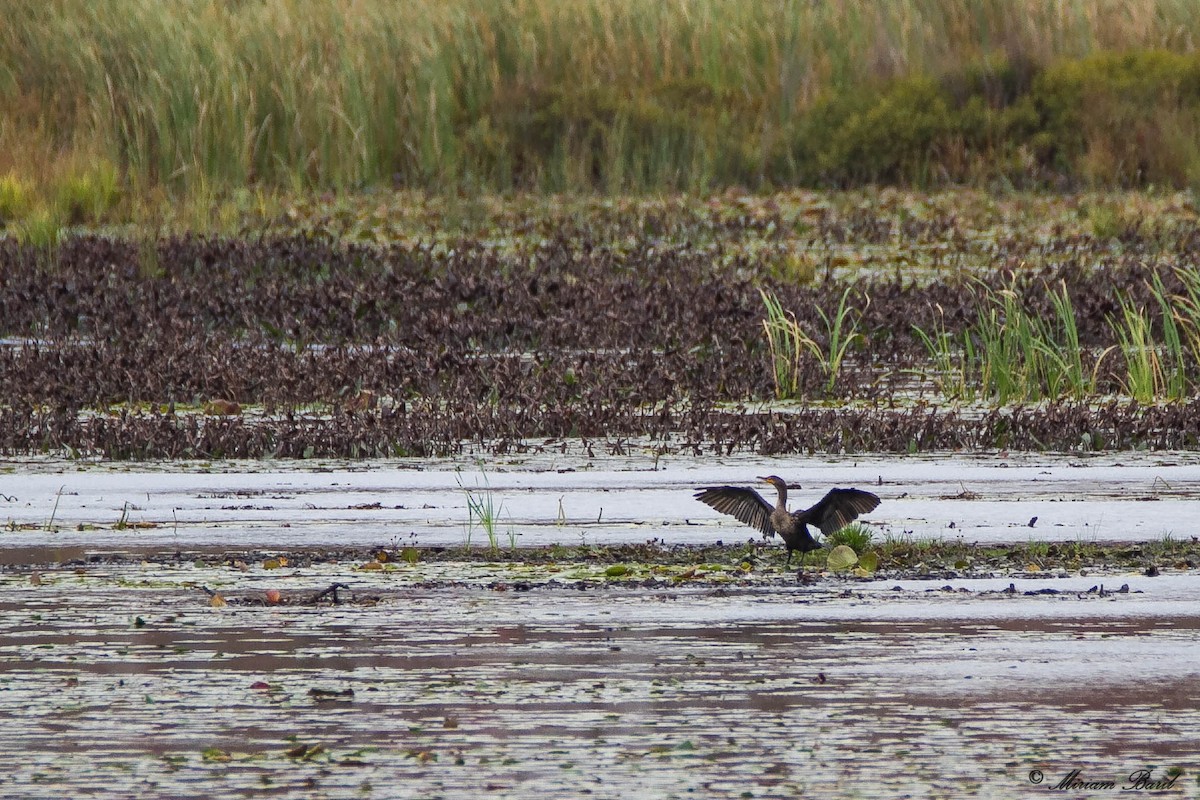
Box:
[694, 486, 774, 537]
[799, 488, 880, 536]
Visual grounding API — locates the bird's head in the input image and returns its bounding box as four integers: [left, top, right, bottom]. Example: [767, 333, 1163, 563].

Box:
[758, 475, 791, 490]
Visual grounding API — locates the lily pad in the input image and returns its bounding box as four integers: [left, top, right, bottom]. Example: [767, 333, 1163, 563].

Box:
[827, 545, 859, 571]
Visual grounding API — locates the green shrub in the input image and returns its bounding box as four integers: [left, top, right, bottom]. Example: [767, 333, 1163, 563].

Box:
[1030, 50, 1200, 186]
[821, 77, 952, 184]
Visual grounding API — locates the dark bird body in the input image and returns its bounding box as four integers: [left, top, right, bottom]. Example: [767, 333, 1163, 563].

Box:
[694, 475, 880, 564]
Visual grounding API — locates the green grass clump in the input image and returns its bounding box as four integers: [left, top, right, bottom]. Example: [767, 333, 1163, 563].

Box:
[826, 523, 874, 553]
[54, 161, 122, 224]
[457, 466, 513, 553]
[968, 282, 1094, 404]
[760, 287, 862, 399]
[15, 206, 63, 253]
[910, 277, 1200, 405]
[0, 172, 33, 222]
[914, 281, 1084, 404]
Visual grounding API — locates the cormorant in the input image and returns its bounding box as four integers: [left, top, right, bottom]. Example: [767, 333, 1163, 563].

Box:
[695, 475, 880, 564]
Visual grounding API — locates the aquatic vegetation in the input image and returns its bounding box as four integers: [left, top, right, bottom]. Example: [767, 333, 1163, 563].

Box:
[913, 280, 1108, 404]
[760, 286, 862, 398]
[760, 289, 808, 400]
[826, 522, 874, 553]
[3, 192, 1200, 457]
[456, 467, 507, 552]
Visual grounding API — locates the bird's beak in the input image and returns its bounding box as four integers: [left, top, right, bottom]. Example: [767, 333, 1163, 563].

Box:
[756, 475, 770, 482]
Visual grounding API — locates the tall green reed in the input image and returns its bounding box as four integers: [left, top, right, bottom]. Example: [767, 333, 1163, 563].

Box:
[760, 287, 862, 399]
[7, 0, 1200, 197]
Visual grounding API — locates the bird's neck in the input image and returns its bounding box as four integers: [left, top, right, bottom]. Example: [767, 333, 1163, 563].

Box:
[773, 484, 788, 511]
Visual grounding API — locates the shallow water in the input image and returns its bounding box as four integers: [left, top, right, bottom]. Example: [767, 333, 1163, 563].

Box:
[1, 562, 1198, 799]
[4, 453, 1199, 798]
[2, 451, 1198, 552]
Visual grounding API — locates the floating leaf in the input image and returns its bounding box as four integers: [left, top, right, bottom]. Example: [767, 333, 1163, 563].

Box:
[605, 564, 630, 577]
[858, 551, 879, 572]
[359, 560, 383, 571]
[209, 593, 227, 608]
[264, 588, 282, 604]
[202, 399, 241, 416]
[285, 744, 324, 760]
[827, 545, 858, 571]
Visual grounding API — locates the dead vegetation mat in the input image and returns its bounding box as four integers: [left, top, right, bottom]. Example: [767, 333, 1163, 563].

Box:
[5, 223, 1200, 458]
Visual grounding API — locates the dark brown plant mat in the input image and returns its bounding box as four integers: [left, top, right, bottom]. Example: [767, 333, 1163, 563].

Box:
[4, 400, 1200, 459]
[0, 233, 1196, 412]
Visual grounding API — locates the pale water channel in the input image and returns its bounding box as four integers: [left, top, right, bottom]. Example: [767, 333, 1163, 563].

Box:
[3, 451, 1199, 551]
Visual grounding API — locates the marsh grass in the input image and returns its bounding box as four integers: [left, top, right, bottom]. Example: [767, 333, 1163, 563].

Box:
[912, 307, 976, 400]
[826, 522, 874, 553]
[0, 173, 33, 220]
[15, 207, 64, 256]
[912, 279, 1158, 404]
[761, 287, 862, 399]
[971, 282, 1099, 404]
[1109, 271, 1194, 403]
[761, 289, 808, 399]
[456, 467, 506, 553]
[6, 2, 1200, 205]
[1112, 297, 1166, 403]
